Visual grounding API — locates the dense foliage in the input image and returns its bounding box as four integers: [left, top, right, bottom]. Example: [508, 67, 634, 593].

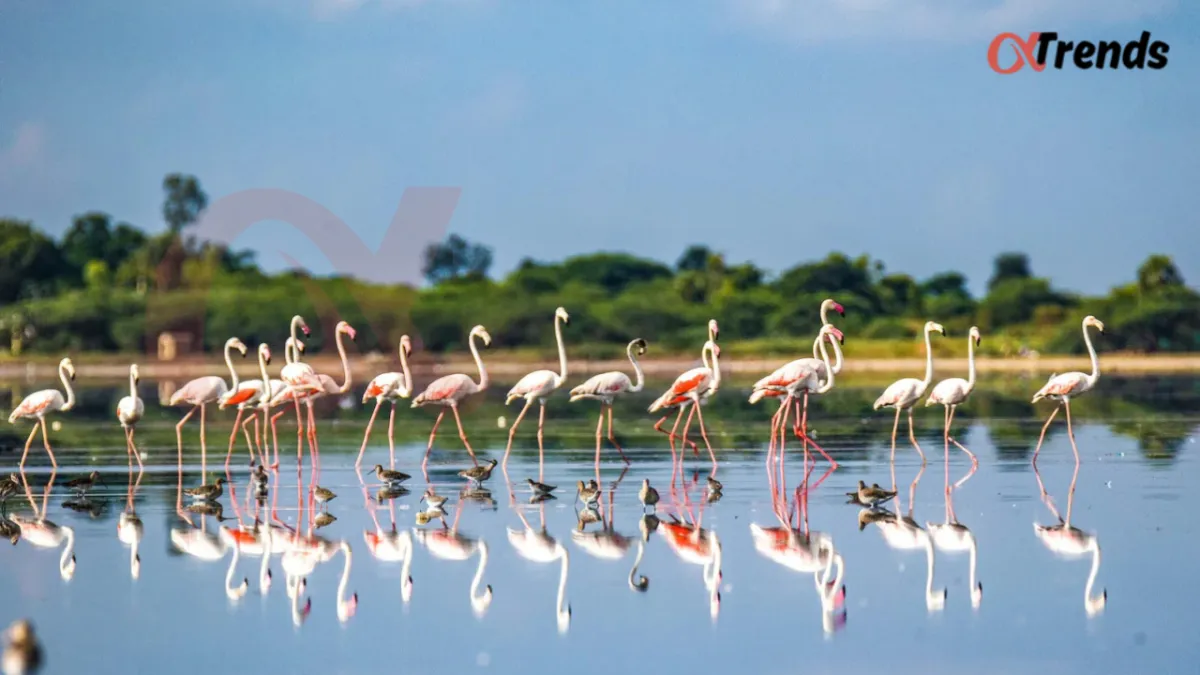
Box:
[1, 175, 1197, 357]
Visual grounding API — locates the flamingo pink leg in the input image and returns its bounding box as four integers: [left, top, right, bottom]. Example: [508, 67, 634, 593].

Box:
[422, 411, 446, 470]
[1063, 399, 1081, 464]
[225, 408, 246, 469]
[945, 405, 977, 465]
[889, 407, 902, 462]
[1031, 406, 1060, 464]
[176, 405, 198, 464]
[503, 398, 534, 468]
[790, 392, 837, 469]
[689, 397, 717, 472]
[199, 403, 208, 475]
[654, 411, 699, 453]
[536, 403, 546, 482]
[357, 399, 383, 467]
[906, 409, 925, 463]
[126, 428, 144, 469]
[450, 405, 478, 466]
[18, 424, 38, 470]
[387, 404, 397, 468]
[607, 405, 629, 464]
[593, 410, 605, 473]
[269, 408, 284, 468]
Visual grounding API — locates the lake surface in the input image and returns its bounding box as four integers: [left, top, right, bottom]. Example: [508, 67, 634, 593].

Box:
[1, 376, 1198, 674]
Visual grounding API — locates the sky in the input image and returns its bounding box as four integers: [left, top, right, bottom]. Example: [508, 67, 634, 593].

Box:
[1, 0, 1198, 296]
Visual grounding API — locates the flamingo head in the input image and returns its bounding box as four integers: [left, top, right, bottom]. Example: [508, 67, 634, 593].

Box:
[130, 363, 140, 384]
[630, 338, 647, 356]
[400, 335, 413, 357]
[470, 325, 492, 346]
[62, 554, 77, 581]
[926, 321, 945, 336]
[555, 306, 570, 323]
[971, 582, 983, 609]
[969, 326, 981, 347]
[259, 343, 271, 365]
[402, 575, 414, 602]
[823, 298, 845, 317]
[293, 315, 311, 336]
[1084, 315, 1105, 333]
[708, 319, 719, 341]
[338, 592, 359, 622]
[228, 338, 248, 357]
[61, 357, 76, 381]
[337, 321, 357, 340]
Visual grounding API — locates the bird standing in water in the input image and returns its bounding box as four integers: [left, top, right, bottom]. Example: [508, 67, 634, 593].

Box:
[370, 465, 410, 485]
[639, 479, 659, 511]
[458, 459, 498, 485]
[527, 478, 556, 496]
[2, 619, 41, 675]
[853, 480, 897, 508]
[65, 471, 101, 495]
[185, 477, 226, 502]
[420, 488, 448, 511]
[313, 486, 337, 510]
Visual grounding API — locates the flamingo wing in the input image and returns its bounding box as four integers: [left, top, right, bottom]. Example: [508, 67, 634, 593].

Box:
[569, 372, 631, 399]
[9, 389, 61, 420]
[414, 373, 475, 405]
[507, 370, 558, 401]
[927, 378, 968, 405]
[1033, 372, 1089, 401]
[169, 375, 227, 406]
[221, 380, 264, 407]
[873, 378, 921, 409]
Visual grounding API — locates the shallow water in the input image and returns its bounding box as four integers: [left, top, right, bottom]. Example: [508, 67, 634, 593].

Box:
[1, 377, 1198, 674]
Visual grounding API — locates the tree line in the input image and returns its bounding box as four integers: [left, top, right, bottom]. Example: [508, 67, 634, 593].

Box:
[1, 174, 1197, 357]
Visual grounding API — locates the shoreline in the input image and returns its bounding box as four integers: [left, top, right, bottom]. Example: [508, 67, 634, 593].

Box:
[2, 352, 1196, 381]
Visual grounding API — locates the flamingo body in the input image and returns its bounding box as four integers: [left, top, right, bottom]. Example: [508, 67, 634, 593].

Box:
[9, 391, 66, 422]
[172, 375, 228, 407]
[569, 372, 635, 404]
[413, 373, 479, 407]
[116, 395, 144, 427]
[506, 370, 560, 404]
[1032, 372, 1093, 402]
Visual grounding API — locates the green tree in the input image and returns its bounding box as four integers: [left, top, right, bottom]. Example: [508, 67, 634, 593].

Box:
[1136, 254, 1184, 293]
[422, 234, 493, 284]
[0, 219, 66, 303]
[987, 252, 1031, 291]
[162, 174, 209, 234]
[676, 245, 713, 272]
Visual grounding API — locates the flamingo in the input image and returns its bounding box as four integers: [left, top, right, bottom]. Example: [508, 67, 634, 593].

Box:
[873, 321, 944, 463]
[118, 466, 144, 580]
[1031, 315, 1105, 464]
[275, 315, 321, 464]
[270, 320, 357, 468]
[658, 517, 722, 620]
[412, 325, 492, 471]
[357, 336, 415, 468]
[502, 307, 571, 478]
[263, 336, 306, 467]
[11, 516, 75, 580]
[649, 339, 722, 471]
[927, 481, 983, 610]
[749, 523, 846, 634]
[650, 319, 718, 453]
[925, 326, 981, 465]
[411, 528, 493, 616]
[169, 337, 247, 473]
[750, 324, 843, 469]
[219, 343, 273, 468]
[568, 338, 647, 471]
[8, 357, 76, 469]
[116, 363, 144, 469]
[363, 528, 414, 603]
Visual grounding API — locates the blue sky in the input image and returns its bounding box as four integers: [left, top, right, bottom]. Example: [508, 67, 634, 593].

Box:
[1, 0, 1197, 296]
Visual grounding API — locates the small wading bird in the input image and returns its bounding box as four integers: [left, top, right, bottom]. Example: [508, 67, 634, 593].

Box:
[170, 337, 247, 470]
[568, 339, 647, 471]
[8, 357, 76, 469]
[412, 325, 492, 471]
[503, 308, 571, 480]
[650, 319, 719, 452]
[873, 321, 945, 463]
[639, 479, 659, 511]
[116, 363, 144, 468]
[925, 326, 982, 465]
[459, 459, 498, 485]
[185, 477, 226, 502]
[371, 464, 410, 485]
[65, 471, 101, 495]
[649, 332, 722, 471]
[1031, 315, 1105, 464]
[357, 336, 415, 467]
[852, 480, 897, 508]
[2, 619, 42, 675]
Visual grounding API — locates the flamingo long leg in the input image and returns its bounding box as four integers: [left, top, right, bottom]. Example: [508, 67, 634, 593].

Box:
[594, 409, 604, 475]
[38, 417, 57, 468]
[357, 399, 383, 467]
[421, 410, 445, 471]
[199, 403, 208, 477]
[678, 403, 698, 465]
[906, 408, 925, 463]
[1063, 399, 1081, 464]
[450, 405, 478, 466]
[536, 402, 547, 482]
[18, 424, 38, 470]
[689, 397, 717, 473]
[292, 398, 304, 465]
[889, 407, 901, 462]
[667, 405, 688, 466]
[654, 412, 699, 453]
[176, 405, 198, 465]
[226, 408, 246, 469]
[946, 405, 977, 464]
[387, 404, 397, 468]
[128, 428, 144, 469]
[503, 398, 534, 468]
[240, 414, 258, 466]
[1031, 406, 1060, 464]
[607, 404, 629, 464]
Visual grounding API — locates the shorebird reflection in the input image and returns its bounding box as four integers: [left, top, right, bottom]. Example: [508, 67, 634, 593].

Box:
[1033, 462, 1106, 616]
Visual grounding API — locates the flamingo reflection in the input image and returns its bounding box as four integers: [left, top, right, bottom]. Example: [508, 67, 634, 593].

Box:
[11, 472, 75, 580]
[1033, 462, 1106, 616]
[507, 501, 571, 632]
[657, 486, 722, 620]
[412, 506, 493, 617]
[363, 476, 415, 604]
[861, 463, 945, 611]
[926, 441, 982, 609]
[117, 464, 144, 580]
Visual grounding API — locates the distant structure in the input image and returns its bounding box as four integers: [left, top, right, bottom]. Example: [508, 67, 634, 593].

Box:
[157, 332, 194, 361]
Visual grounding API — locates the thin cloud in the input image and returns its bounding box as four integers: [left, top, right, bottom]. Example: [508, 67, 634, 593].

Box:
[728, 0, 1177, 44]
[0, 122, 46, 175]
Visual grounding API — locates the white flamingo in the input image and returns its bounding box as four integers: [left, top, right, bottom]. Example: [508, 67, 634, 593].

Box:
[116, 363, 144, 468]
[118, 511, 143, 580]
[1033, 463, 1106, 615]
[873, 321, 945, 463]
[502, 307, 571, 477]
[357, 336, 415, 467]
[925, 326, 981, 464]
[218, 343, 273, 468]
[1031, 315, 1105, 464]
[926, 477, 982, 609]
[169, 337, 247, 471]
[412, 325, 492, 471]
[8, 357, 76, 469]
[568, 339, 647, 471]
[270, 320, 357, 467]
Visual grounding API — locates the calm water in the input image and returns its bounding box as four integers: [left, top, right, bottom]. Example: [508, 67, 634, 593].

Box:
[1, 376, 1198, 674]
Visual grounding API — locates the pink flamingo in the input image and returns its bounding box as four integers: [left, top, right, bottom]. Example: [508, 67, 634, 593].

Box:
[751, 323, 842, 469]
[1031, 315, 1105, 465]
[412, 325, 492, 471]
[8, 357, 76, 469]
[276, 315, 321, 462]
[753, 299, 844, 441]
[357, 335, 415, 468]
[270, 320, 357, 467]
[648, 339, 722, 471]
[873, 321, 944, 463]
[650, 319, 718, 454]
[169, 337, 247, 472]
[501, 307, 571, 477]
[116, 363, 144, 469]
[264, 337, 307, 467]
[218, 343, 274, 468]
[568, 338, 647, 471]
[925, 326, 981, 465]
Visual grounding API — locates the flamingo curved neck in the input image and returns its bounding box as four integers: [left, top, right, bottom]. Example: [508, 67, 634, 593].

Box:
[128, 368, 137, 400]
[398, 342, 413, 397]
[627, 342, 645, 393]
[337, 544, 353, 617]
[226, 542, 244, 597]
[259, 530, 272, 592]
[709, 341, 721, 391]
[130, 537, 140, 578]
[1085, 540, 1103, 604]
[60, 362, 76, 412]
[289, 317, 304, 352]
[966, 333, 977, 391]
[968, 535, 978, 590]
[924, 537, 940, 606]
[400, 533, 414, 601]
[334, 328, 352, 393]
[704, 535, 722, 589]
[629, 540, 647, 590]
[470, 542, 492, 613]
[920, 326, 936, 393]
[556, 545, 570, 628]
[553, 314, 568, 387]
[285, 337, 299, 364]
[224, 341, 241, 392]
[1083, 321, 1100, 387]
[258, 347, 272, 408]
[816, 333, 836, 393]
[470, 331, 489, 392]
[60, 527, 75, 577]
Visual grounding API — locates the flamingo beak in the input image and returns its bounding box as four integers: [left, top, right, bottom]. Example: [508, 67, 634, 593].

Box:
[346, 326, 357, 340]
[835, 303, 845, 316]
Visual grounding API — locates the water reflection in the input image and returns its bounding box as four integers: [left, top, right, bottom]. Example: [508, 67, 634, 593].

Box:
[1034, 462, 1107, 616]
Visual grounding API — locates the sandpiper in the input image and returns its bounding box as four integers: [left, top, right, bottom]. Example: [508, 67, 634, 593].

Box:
[372, 465, 411, 485]
[854, 480, 897, 508]
[251, 465, 268, 493]
[0, 516, 20, 545]
[458, 459, 498, 484]
[577, 505, 601, 530]
[313, 485, 336, 509]
[420, 487, 448, 511]
[0, 476, 20, 502]
[706, 475, 723, 494]
[184, 477, 226, 502]
[577, 480, 600, 505]
[857, 507, 894, 531]
[3, 619, 42, 675]
[527, 478, 556, 496]
[65, 471, 102, 494]
[314, 512, 337, 529]
[639, 479, 659, 510]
